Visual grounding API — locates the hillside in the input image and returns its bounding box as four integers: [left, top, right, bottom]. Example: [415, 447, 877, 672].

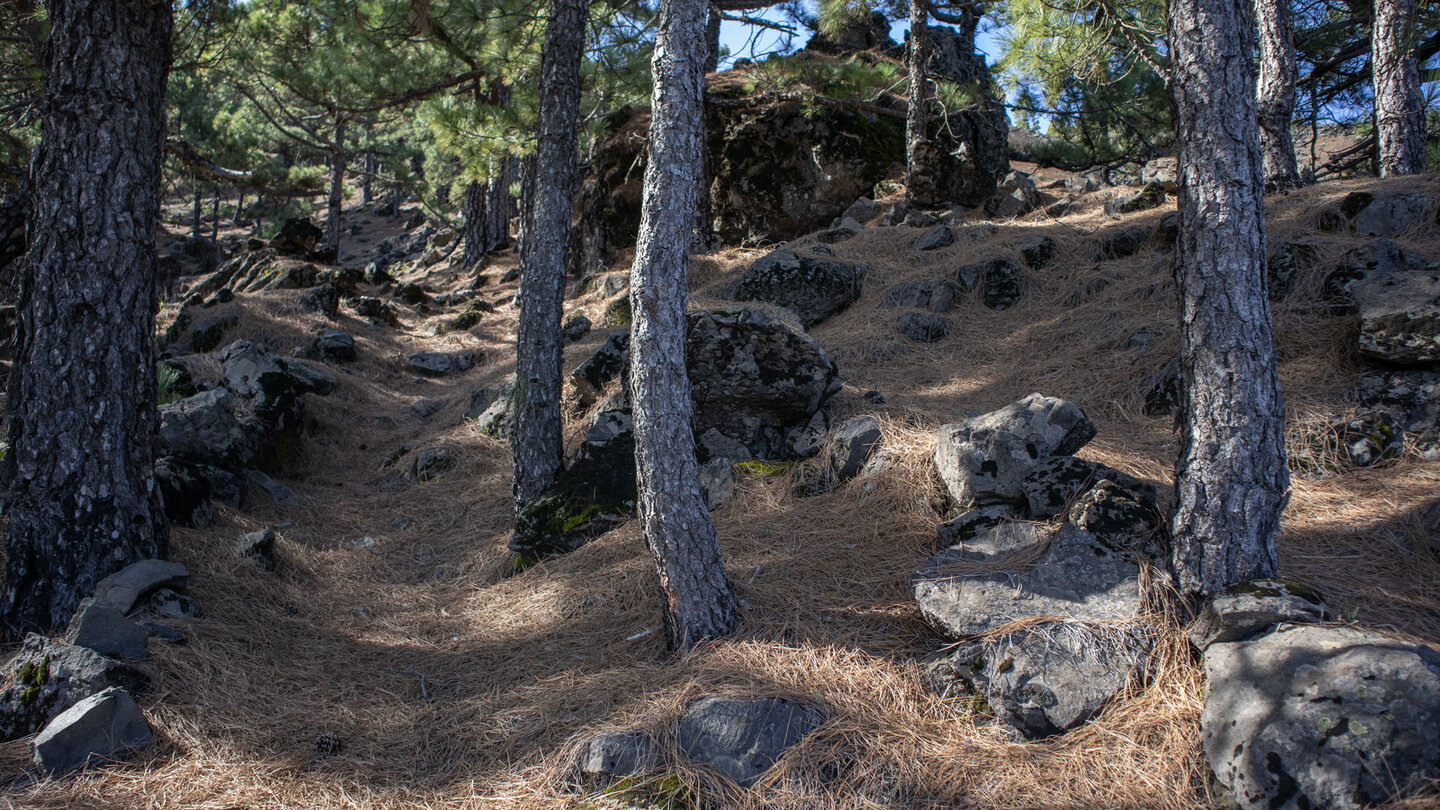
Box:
[3, 171, 1439, 810]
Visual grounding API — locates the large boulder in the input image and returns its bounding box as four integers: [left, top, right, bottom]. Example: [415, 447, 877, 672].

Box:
[219, 340, 334, 436]
[933, 393, 1097, 507]
[1203, 624, 1440, 810]
[913, 523, 1144, 639]
[731, 249, 866, 328]
[676, 696, 825, 788]
[1345, 191, 1435, 237]
[158, 389, 264, 472]
[0, 635, 148, 741]
[32, 687, 151, 774]
[269, 217, 323, 257]
[1323, 240, 1440, 365]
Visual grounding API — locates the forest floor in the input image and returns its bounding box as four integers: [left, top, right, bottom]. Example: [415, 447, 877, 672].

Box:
[3, 171, 1439, 810]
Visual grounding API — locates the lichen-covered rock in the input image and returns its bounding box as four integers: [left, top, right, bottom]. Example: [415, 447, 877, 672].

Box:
[980, 257, 1023, 309]
[0, 635, 148, 741]
[1188, 578, 1326, 651]
[1266, 242, 1316, 302]
[935, 512, 1037, 559]
[985, 170, 1040, 219]
[1328, 411, 1405, 467]
[94, 560, 189, 614]
[1020, 456, 1156, 519]
[732, 249, 866, 328]
[676, 696, 825, 788]
[1141, 157, 1178, 191]
[1065, 479, 1165, 555]
[927, 621, 1151, 738]
[219, 340, 333, 440]
[895, 312, 949, 342]
[561, 314, 592, 345]
[570, 332, 631, 410]
[32, 687, 152, 775]
[913, 524, 1143, 639]
[934, 393, 1097, 507]
[575, 730, 663, 786]
[1110, 181, 1167, 214]
[1324, 240, 1440, 365]
[406, 349, 478, 376]
[1358, 369, 1440, 444]
[473, 376, 518, 440]
[1203, 624, 1440, 810]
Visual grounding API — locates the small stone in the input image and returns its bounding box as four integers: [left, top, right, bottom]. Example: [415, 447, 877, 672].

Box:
[64, 600, 149, 661]
[314, 329, 355, 361]
[676, 696, 825, 788]
[411, 398, 445, 419]
[244, 469, 304, 507]
[32, 688, 152, 775]
[414, 447, 454, 481]
[914, 224, 955, 251]
[561, 314, 592, 344]
[828, 415, 883, 480]
[843, 197, 880, 222]
[576, 730, 662, 785]
[237, 528, 277, 571]
[94, 560, 189, 614]
[1188, 578, 1327, 651]
[138, 588, 201, 620]
[935, 505, 1021, 549]
[896, 312, 949, 342]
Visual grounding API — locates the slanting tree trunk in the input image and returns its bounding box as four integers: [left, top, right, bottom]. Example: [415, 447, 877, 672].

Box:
[1256, 0, 1302, 191]
[1372, 0, 1426, 176]
[324, 113, 347, 256]
[904, 0, 932, 202]
[462, 180, 487, 268]
[3, 0, 172, 636]
[1168, 0, 1289, 599]
[512, 0, 587, 512]
[629, 0, 742, 650]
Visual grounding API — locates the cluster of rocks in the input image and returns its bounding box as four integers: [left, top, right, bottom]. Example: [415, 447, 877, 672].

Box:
[574, 696, 824, 792]
[155, 339, 334, 526]
[0, 560, 199, 774]
[508, 308, 840, 558]
[913, 394, 1165, 738]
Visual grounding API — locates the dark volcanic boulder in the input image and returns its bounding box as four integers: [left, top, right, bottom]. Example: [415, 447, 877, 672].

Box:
[0, 635, 148, 742]
[1203, 624, 1440, 810]
[154, 456, 215, 528]
[687, 309, 841, 460]
[1324, 240, 1440, 365]
[269, 217, 324, 257]
[158, 389, 264, 471]
[732, 249, 866, 328]
[676, 696, 825, 788]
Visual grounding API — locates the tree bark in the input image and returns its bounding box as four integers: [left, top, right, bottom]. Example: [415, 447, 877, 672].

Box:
[1168, 0, 1289, 599]
[3, 0, 172, 636]
[324, 113, 347, 255]
[629, 0, 742, 650]
[512, 0, 587, 512]
[1372, 0, 1425, 176]
[1256, 0, 1302, 191]
[705, 7, 722, 73]
[904, 0, 932, 202]
[462, 180, 487, 268]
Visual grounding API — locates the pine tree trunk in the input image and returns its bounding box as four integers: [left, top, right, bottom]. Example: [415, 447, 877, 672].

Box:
[210, 192, 219, 243]
[191, 181, 202, 239]
[235, 190, 244, 226]
[513, 0, 586, 512]
[486, 154, 515, 251]
[1256, 0, 1302, 192]
[462, 180, 487, 268]
[904, 0, 932, 202]
[704, 8, 722, 73]
[1372, 0, 1425, 176]
[1168, 0, 1289, 599]
[361, 121, 375, 204]
[3, 0, 171, 635]
[324, 114, 347, 255]
[629, 0, 742, 650]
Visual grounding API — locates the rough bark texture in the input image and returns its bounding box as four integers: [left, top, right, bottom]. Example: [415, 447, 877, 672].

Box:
[1167, 0, 1289, 599]
[904, 0, 932, 202]
[1256, 0, 1302, 191]
[462, 180, 487, 268]
[1372, 0, 1426, 176]
[324, 114, 347, 255]
[512, 0, 586, 512]
[0, 176, 29, 294]
[704, 8, 722, 73]
[3, 0, 172, 636]
[628, 0, 742, 650]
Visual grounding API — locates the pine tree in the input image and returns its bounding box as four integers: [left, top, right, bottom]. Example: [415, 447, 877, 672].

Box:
[629, 0, 743, 650]
[1167, 0, 1289, 598]
[1257, 0, 1302, 191]
[1372, 0, 1426, 176]
[3, 0, 172, 634]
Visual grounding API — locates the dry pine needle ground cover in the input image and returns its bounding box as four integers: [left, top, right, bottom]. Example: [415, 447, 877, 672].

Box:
[3, 174, 1439, 809]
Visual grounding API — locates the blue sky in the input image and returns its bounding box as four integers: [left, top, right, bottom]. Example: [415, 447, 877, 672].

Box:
[717, 12, 1008, 69]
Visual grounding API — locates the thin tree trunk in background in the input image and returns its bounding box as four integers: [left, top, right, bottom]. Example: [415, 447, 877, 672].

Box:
[235, 189, 244, 226]
[462, 180, 487, 268]
[486, 154, 515, 251]
[324, 113, 347, 256]
[210, 191, 219, 243]
[629, 0, 742, 650]
[1168, 0, 1289, 599]
[1256, 0, 1302, 191]
[1372, 0, 1425, 176]
[705, 8, 722, 73]
[192, 181, 202, 239]
[904, 0, 932, 202]
[512, 0, 587, 513]
[3, 0, 171, 636]
[361, 122, 375, 204]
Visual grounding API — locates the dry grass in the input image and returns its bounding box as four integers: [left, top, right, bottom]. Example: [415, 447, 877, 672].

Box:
[3, 175, 1439, 809]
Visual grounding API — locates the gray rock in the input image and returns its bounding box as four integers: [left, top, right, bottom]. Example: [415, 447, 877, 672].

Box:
[571, 332, 630, 410]
[1350, 192, 1434, 237]
[933, 393, 1097, 507]
[406, 350, 476, 376]
[158, 389, 263, 471]
[140, 623, 185, 644]
[885, 279, 962, 312]
[32, 687, 151, 774]
[244, 469, 304, 506]
[1203, 624, 1440, 810]
[1020, 456, 1156, 519]
[935, 504, 1020, 548]
[1108, 182, 1167, 215]
[895, 312, 949, 342]
[1066, 170, 1103, 194]
[1064, 478, 1165, 554]
[676, 696, 824, 787]
[1141, 157, 1178, 191]
[828, 415, 883, 480]
[413, 448, 454, 481]
[903, 209, 938, 228]
[698, 459, 737, 510]
[732, 249, 867, 328]
[1095, 224, 1152, 259]
[94, 560, 189, 614]
[914, 224, 955, 251]
[1357, 368, 1440, 436]
[843, 197, 880, 222]
[816, 217, 863, 244]
[1266, 242, 1316, 302]
[561, 314, 592, 345]
[297, 283, 340, 318]
[784, 409, 829, 460]
[138, 588, 201, 620]
[411, 397, 445, 419]
[1188, 578, 1326, 651]
[1324, 240, 1439, 365]
[473, 375, 518, 440]
[980, 257, 1023, 310]
[1019, 235, 1058, 270]
[985, 171, 1040, 219]
[64, 600, 149, 661]
[237, 528, 277, 571]
[928, 621, 1150, 738]
[576, 730, 662, 784]
[314, 328, 355, 361]
[913, 523, 1143, 639]
[0, 635, 148, 741]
